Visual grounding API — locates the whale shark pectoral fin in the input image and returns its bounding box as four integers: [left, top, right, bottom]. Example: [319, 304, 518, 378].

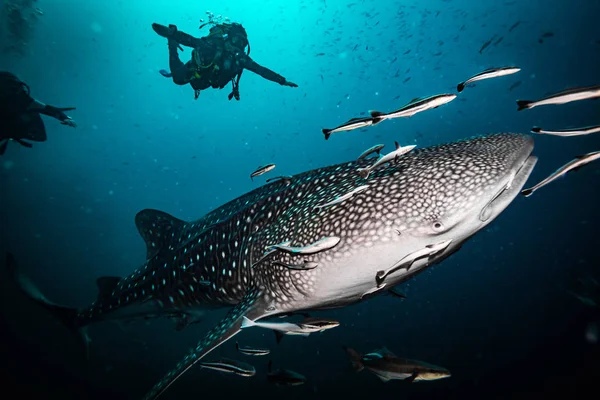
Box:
[134, 209, 187, 260]
[142, 289, 265, 400]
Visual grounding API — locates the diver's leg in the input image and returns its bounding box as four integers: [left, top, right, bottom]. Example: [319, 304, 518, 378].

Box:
[168, 40, 192, 85]
[152, 23, 201, 48]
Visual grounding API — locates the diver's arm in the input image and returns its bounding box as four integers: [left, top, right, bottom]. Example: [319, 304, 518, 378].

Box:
[29, 99, 77, 127]
[237, 54, 297, 87]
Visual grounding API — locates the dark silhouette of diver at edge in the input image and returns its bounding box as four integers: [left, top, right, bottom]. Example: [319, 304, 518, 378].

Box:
[0, 71, 76, 155]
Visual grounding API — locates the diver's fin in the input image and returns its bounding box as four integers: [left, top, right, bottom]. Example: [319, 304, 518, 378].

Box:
[152, 23, 172, 38]
[141, 289, 265, 400]
[6, 252, 91, 361]
[274, 330, 284, 344]
[342, 346, 364, 372]
[134, 209, 186, 261]
[0, 139, 7, 155]
[96, 277, 121, 301]
[14, 138, 32, 148]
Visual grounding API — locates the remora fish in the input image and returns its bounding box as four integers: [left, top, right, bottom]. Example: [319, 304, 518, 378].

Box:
[267, 236, 341, 255]
[517, 85, 600, 111]
[241, 315, 339, 343]
[322, 116, 383, 140]
[251, 164, 275, 180]
[457, 67, 521, 92]
[521, 151, 600, 197]
[6, 133, 537, 399]
[314, 185, 370, 209]
[358, 144, 385, 160]
[376, 240, 453, 285]
[343, 346, 451, 383]
[236, 341, 270, 356]
[198, 358, 256, 377]
[531, 125, 600, 137]
[358, 142, 417, 179]
[369, 94, 456, 120]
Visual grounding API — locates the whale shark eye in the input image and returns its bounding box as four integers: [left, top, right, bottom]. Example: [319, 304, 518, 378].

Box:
[432, 221, 444, 232]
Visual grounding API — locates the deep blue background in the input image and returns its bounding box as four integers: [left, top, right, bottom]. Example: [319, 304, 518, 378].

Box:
[1, 0, 599, 399]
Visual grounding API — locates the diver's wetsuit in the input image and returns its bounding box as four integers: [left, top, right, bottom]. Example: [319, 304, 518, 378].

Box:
[166, 29, 287, 91]
[0, 71, 76, 154]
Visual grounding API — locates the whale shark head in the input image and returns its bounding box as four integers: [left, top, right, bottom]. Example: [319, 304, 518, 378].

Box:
[299, 133, 538, 306]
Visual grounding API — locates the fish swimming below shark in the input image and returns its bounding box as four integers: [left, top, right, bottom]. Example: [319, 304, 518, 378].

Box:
[6, 132, 538, 399]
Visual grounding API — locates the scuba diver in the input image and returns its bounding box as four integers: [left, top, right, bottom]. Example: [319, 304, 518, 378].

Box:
[0, 71, 76, 155]
[152, 21, 298, 100]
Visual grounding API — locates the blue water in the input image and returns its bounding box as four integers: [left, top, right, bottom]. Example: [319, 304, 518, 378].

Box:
[1, 0, 599, 399]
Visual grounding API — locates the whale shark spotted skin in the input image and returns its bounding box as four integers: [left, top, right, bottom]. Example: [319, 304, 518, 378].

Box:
[7, 133, 537, 399]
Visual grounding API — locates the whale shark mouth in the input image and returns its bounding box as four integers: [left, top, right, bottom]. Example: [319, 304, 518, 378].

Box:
[480, 155, 538, 222]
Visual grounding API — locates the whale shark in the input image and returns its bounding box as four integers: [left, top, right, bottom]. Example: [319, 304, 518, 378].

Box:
[6, 133, 537, 399]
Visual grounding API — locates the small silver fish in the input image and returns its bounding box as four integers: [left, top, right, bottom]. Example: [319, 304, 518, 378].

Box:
[242, 315, 339, 344]
[358, 142, 417, 179]
[241, 316, 339, 336]
[273, 260, 319, 270]
[457, 66, 521, 92]
[267, 236, 341, 255]
[531, 125, 600, 137]
[376, 239, 453, 285]
[299, 317, 340, 332]
[235, 342, 270, 356]
[517, 85, 600, 111]
[358, 144, 385, 160]
[198, 358, 256, 377]
[369, 94, 456, 120]
[314, 185, 370, 209]
[322, 116, 383, 140]
[521, 151, 600, 197]
[250, 164, 275, 180]
[240, 317, 310, 336]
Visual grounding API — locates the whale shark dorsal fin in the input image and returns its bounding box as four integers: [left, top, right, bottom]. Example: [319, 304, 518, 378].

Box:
[135, 209, 186, 261]
[395, 141, 401, 150]
[142, 289, 265, 400]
